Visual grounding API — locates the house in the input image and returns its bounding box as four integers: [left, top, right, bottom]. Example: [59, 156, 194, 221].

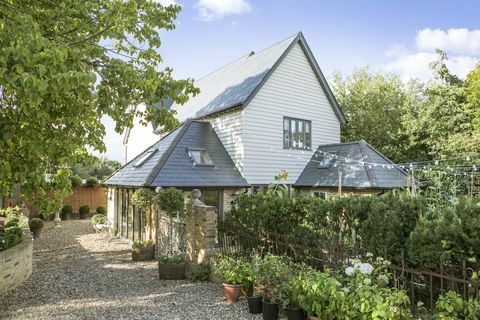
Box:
[295, 141, 409, 198]
[104, 32, 408, 242]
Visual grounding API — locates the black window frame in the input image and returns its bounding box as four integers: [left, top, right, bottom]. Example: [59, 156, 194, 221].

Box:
[283, 117, 312, 150]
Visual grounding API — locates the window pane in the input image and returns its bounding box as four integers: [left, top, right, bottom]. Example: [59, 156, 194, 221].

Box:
[305, 121, 311, 148]
[283, 118, 290, 147]
[189, 149, 213, 165]
[298, 120, 305, 148]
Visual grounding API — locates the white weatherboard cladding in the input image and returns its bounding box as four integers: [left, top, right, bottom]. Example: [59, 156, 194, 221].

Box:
[243, 43, 341, 185]
[206, 110, 244, 173]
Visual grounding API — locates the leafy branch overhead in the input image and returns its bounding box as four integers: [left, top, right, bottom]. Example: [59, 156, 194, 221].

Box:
[0, 0, 198, 209]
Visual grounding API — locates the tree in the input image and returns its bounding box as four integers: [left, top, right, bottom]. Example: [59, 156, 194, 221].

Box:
[332, 68, 425, 163]
[70, 156, 122, 180]
[0, 0, 198, 214]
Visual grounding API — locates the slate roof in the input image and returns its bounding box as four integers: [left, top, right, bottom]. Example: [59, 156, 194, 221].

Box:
[170, 32, 346, 124]
[295, 141, 408, 189]
[104, 120, 249, 188]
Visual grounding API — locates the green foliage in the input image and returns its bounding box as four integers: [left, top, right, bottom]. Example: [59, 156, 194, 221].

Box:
[0, 206, 22, 217]
[70, 156, 121, 180]
[435, 291, 480, 320]
[267, 170, 289, 198]
[131, 188, 155, 209]
[0, 207, 24, 251]
[0, 0, 198, 216]
[186, 263, 211, 282]
[132, 239, 154, 248]
[95, 206, 107, 215]
[90, 214, 105, 225]
[79, 205, 90, 215]
[62, 205, 73, 215]
[36, 169, 72, 219]
[28, 218, 44, 229]
[70, 175, 83, 188]
[85, 176, 99, 188]
[155, 187, 184, 218]
[211, 253, 253, 286]
[159, 253, 185, 264]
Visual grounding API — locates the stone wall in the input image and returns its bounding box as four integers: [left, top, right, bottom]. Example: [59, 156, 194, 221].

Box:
[185, 203, 217, 266]
[0, 236, 33, 294]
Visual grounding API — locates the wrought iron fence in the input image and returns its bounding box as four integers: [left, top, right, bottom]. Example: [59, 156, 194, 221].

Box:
[218, 227, 480, 315]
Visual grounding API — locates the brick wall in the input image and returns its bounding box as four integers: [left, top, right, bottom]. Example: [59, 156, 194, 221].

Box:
[0, 236, 33, 294]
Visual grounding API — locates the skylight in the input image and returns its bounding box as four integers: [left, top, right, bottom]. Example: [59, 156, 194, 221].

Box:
[133, 149, 157, 168]
[188, 148, 214, 166]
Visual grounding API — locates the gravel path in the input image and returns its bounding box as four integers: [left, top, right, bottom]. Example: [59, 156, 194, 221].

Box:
[0, 220, 262, 320]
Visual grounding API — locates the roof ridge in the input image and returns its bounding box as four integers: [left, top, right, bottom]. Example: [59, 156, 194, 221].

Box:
[194, 32, 300, 83]
[143, 119, 193, 186]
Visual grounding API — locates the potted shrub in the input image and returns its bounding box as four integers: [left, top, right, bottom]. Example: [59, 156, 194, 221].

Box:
[29, 218, 44, 239]
[61, 205, 73, 220]
[211, 253, 251, 304]
[245, 254, 263, 314]
[132, 240, 155, 261]
[158, 253, 186, 280]
[96, 206, 107, 215]
[79, 205, 90, 220]
[91, 213, 106, 232]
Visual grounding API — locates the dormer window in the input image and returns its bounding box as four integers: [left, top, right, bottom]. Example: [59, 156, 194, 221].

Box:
[188, 148, 214, 166]
[133, 149, 157, 168]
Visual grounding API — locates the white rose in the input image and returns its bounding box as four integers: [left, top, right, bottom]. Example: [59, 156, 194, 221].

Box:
[345, 266, 355, 276]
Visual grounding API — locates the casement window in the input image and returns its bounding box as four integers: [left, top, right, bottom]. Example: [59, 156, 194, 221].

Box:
[188, 148, 214, 166]
[313, 191, 328, 199]
[283, 117, 312, 150]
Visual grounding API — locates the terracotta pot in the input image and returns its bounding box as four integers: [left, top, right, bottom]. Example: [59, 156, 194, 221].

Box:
[158, 261, 186, 280]
[222, 283, 243, 303]
[132, 246, 155, 261]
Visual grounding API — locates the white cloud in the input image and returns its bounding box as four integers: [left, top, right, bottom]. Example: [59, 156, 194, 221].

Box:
[157, 0, 178, 6]
[196, 0, 251, 21]
[381, 28, 479, 82]
[382, 50, 478, 82]
[416, 28, 480, 55]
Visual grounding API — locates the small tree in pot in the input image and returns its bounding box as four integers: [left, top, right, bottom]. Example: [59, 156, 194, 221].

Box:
[79, 205, 90, 220]
[29, 218, 44, 239]
[155, 187, 185, 279]
[61, 205, 73, 220]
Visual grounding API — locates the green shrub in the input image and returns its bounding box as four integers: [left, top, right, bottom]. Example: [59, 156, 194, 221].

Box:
[79, 205, 90, 214]
[186, 263, 211, 282]
[211, 253, 253, 286]
[90, 214, 105, 225]
[159, 253, 185, 264]
[29, 218, 44, 229]
[70, 175, 83, 188]
[131, 188, 155, 208]
[155, 187, 183, 218]
[61, 205, 73, 214]
[435, 291, 480, 319]
[95, 206, 107, 215]
[132, 239, 154, 248]
[85, 176, 99, 188]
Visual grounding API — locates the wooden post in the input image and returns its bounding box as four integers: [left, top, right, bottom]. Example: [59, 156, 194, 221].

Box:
[338, 167, 342, 197]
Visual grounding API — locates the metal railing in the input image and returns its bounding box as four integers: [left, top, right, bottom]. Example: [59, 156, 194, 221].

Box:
[218, 227, 480, 315]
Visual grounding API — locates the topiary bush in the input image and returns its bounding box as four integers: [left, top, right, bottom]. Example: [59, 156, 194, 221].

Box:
[85, 176, 99, 188]
[62, 205, 73, 214]
[29, 218, 44, 229]
[132, 188, 156, 209]
[96, 206, 107, 215]
[79, 205, 90, 215]
[91, 214, 105, 225]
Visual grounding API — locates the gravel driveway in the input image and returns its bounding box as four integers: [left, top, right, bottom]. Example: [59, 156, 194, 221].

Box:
[0, 220, 262, 320]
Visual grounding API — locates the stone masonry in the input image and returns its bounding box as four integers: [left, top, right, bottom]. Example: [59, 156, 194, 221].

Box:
[0, 235, 33, 294]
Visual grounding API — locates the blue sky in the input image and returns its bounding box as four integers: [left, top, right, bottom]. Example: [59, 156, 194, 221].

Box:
[101, 0, 480, 162]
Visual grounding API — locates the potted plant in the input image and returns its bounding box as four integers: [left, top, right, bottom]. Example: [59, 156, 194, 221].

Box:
[280, 275, 307, 320]
[79, 204, 90, 220]
[29, 218, 44, 239]
[158, 253, 186, 280]
[245, 254, 263, 314]
[95, 205, 107, 215]
[61, 205, 73, 220]
[132, 240, 155, 261]
[91, 213, 106, 232]
[211, 253, 252, 304]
